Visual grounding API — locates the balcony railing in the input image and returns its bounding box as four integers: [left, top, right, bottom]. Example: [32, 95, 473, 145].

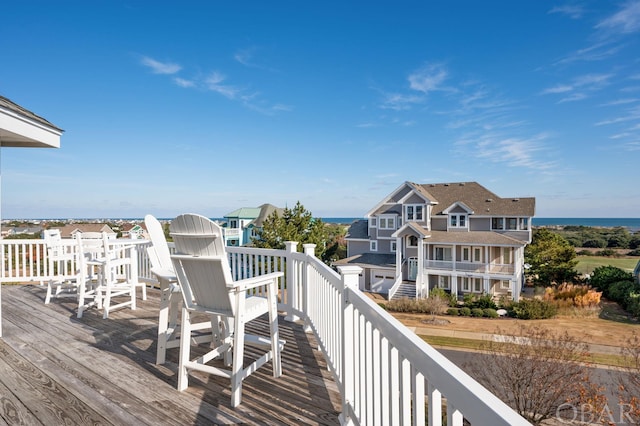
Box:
[0, 238, 529, 425]
[425, 259, 515, 275]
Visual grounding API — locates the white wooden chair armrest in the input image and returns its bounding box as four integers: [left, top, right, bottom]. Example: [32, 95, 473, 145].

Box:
[150, 267, 177, 282]
[231, 272, 284, 293]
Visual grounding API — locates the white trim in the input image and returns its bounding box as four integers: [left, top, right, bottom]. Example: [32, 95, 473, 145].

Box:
[370, 240, 378, 252]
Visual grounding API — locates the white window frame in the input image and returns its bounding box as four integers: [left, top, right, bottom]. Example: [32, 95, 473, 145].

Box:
[405, 204, 424, 222]
[519, 217, 529, 230]
[369, 217, 377, 228]
[434, 246, 452, 261]
[407, 236, 418, 247]
[473, 247, 482, 263]
[506, 217, 518, 230]
[449, 214, 468, 229]
[378, 215, 396, 230]
[500, 280, 511, 290]
[370, 240, 378, 252]
[461, 246, 471, 262]
[461, 277, 471, 292]
[438, 275, 450, 289]
[390, 241, 397, 252]
[502, 247, 512, 264]
[473, 278, 483, 293]
[229, 219, 238, 229]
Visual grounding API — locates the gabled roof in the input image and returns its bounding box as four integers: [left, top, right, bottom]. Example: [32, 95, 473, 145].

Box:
[250, 204, 285, 228]
[56, 224, 115, 238]
[414, 182, 535, 217]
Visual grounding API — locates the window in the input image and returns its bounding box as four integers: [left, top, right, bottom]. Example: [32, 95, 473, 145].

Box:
[449, 214, 467, 228]
[434, 246, 452, 261]
[462, 277, 471, 292]
[229, 219, 238, 229]
[500, 280, 511, 290]
[390, 241, 397, 252]
[503, 247, 512, 264]
[491, 217, 504, 230]
[369, 217, 377, 228]
[438, 276, 450, 289]
[379, 215, 396, 230]
[406, 204, 424, 221]
[370, 240, 378, 252]
[473, 247, 482, 262]
[461, 246, 471, 262]
[407, 236, 418, 247]
[473, 278, 483, 293]
[507, 218, 518, 230]
[519, 217, 529, 230]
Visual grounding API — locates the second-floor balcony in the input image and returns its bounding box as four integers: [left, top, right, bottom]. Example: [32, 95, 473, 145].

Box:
[0, 237, 530, 425]
[424, 259, 515, 275]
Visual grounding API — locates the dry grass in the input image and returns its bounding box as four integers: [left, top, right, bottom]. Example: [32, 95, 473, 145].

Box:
[381, 298, 638, 348]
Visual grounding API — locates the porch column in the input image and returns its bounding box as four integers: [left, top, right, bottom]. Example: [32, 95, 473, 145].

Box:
[417, 236, 425, 298]
[513, 278, 520, 302]
[395, 236, 402, 280]
[451, 274, 458, 300]
[483, 277, 490, 295]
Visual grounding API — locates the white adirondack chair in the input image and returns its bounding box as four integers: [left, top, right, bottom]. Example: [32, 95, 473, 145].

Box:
[170, 213, 283, 407]
[44, 229, 77, 304]
[98, 232, 140, 319]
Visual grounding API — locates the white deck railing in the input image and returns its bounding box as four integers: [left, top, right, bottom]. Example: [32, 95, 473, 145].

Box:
[0, 238, 530, 425]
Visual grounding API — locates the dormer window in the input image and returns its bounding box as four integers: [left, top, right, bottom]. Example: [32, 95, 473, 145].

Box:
[449, 214, 467, 228]
[378, 215, 396, 230]
[406, 205, 424, 221]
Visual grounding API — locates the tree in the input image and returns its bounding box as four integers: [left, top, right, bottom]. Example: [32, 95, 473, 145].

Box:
[466, 324, 604, 425]
[252, 201, 330, 260]
[525, 228, 578, 285]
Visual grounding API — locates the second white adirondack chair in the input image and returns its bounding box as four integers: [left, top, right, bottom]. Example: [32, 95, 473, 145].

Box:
[170, 213, 283, 407]
[44, 229, 77, 304]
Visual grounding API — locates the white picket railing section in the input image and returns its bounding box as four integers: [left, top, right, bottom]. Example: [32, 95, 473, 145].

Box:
[0, 238, 530, 425]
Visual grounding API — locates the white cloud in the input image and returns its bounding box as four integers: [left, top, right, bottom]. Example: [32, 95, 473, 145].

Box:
[541, 73, 613, 101]
[140, 56, 181, 75]
[173, 77, 195, 88]
[205, 72, 239, 99]
[596, 1, 640, 35]
[600, 98, 639, 106]
[549, 4, 585, 19]
[541, 84, 573, 94]
[408, 63, 448, 93]
[379, 92, 424, 110]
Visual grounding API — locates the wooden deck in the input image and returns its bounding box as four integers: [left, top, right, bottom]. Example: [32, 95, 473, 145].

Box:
[0, 284, 341, 425]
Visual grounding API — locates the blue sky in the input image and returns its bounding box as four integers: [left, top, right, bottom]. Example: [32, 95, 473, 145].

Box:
[1, 1, 639, 219]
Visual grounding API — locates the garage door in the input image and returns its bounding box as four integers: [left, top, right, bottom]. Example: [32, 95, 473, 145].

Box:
[370, 269, 395, 293]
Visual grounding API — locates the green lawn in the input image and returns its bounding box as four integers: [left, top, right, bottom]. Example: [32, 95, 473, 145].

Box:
[576, 255, 638, 275]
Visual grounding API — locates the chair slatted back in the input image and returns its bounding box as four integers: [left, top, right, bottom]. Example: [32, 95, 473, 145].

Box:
[170, 214, 233, 315]
[144, 214, 172, 272]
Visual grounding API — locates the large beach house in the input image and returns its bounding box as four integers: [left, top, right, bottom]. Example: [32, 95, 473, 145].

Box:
[338, 181, 535, 301]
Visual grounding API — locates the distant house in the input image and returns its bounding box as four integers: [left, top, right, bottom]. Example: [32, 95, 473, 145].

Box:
[121, 223, 146, 239]
[3, 227, 43, 237]
[335, 181, 535, 301]
[56, 224, 116, 239]
[223, 203, 284, 246]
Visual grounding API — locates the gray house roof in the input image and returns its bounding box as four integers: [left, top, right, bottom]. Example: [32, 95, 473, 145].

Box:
[333, 253, 396, 268]
[411, 181, 535, 217]
[345, 219, 368, 239]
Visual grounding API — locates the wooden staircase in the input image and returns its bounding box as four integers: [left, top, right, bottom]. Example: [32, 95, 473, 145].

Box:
[389, 281, 416, 300]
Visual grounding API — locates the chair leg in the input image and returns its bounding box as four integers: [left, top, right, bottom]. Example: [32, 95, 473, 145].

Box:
[177, 308, 192, 392]
[230, 316, 245, 408]
[45, 280, 54, 304]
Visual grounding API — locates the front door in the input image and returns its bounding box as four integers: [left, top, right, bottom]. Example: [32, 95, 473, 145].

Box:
[408, 257, 418, 281]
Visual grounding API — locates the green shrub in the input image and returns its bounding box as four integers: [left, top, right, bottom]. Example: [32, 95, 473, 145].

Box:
[510, 298, 558, 320]
[589, 265, 633, 298]
[447, 308, 459, 316]
[460, 307, 471, 317]
[576, 249, 593, 256]
[483, 308, 499, 318]
[471, 308, 484, 317]
[627, 249, 640, 256]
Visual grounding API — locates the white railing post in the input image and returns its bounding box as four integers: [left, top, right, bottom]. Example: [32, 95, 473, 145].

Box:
[302, 244, 315, 333]
[284, 241, 298, 322]
[337, 265, 361, 426]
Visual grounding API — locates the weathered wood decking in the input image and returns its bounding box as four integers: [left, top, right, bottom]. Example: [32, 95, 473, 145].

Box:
[0, 284, 341, 425]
